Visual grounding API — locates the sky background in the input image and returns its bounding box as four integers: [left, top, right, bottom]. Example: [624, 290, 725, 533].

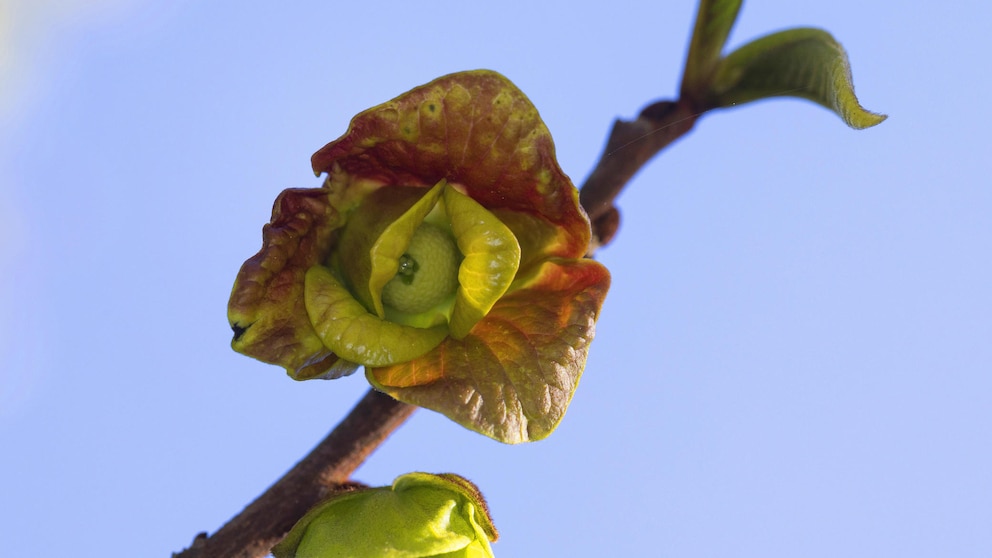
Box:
[2, 0, 989, 556]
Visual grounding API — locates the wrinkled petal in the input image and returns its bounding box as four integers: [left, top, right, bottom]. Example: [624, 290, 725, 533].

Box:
[311, 70, 591, 260]
[369, 258, 610, 443]
[228, 188, 358, 380]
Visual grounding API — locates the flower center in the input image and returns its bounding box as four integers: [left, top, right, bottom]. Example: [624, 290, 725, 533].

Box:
[381, 222, 460, 315]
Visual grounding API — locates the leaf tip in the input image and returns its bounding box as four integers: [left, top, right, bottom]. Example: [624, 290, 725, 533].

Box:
[844, 108, 888, 130]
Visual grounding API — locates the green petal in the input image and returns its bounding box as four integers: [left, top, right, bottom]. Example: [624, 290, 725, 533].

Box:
[445, 186, 521, 339]
[709, 27, 887, 129]
[337, 180, 447, 317]
[369, 258, 610, 443]
[304, 265, 448, 367]
[273, 473, 497, 558]
[380, 222, 460, 316]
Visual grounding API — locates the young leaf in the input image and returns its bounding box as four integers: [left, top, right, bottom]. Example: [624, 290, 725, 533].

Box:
[708, 27, 886, 129]
[681, 0, 743, 98]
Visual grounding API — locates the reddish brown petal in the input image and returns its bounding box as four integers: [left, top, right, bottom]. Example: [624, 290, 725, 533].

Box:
[228, 187, 354, 379]
[311, 70, 591, 260]
[368, 258, 611, 443]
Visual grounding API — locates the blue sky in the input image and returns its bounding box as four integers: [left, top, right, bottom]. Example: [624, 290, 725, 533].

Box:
[1, 0, 990, 556]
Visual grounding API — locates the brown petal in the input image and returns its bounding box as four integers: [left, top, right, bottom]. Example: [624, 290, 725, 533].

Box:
[228, 187, 355, 380]
[311, 70, 591, 261]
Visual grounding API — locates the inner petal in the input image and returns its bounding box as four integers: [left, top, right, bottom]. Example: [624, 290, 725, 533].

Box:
[381, 222, 461, 314]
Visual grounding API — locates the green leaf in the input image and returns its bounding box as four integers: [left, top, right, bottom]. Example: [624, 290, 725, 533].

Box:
[708, 27, 887, 129]
[681, 0, 743, 97]
[273, 472, 497, 558]
[304, 265, 448, 366]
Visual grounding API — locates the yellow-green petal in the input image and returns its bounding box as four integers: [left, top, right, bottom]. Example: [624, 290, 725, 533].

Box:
[304, 265, 448, 367]
[681, 0, 743, 98]
[444, 185, 521, 339]
[366, 181, 448, 317]
[336, 182, 445, 317]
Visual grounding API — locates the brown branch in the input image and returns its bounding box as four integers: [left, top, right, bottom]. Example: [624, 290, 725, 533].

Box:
[581, 98, 700, 251]
[173, 389, 415, 558]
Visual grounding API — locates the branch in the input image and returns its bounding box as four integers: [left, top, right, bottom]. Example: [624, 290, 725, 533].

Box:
[581, 98, 699, 252]
[173, 389, 415, 558]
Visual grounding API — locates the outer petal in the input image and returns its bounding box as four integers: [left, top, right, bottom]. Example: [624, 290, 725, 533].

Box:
[368, 259, 611, 444]
[311, 70, 591, 261]
[228, 188, 357, 380]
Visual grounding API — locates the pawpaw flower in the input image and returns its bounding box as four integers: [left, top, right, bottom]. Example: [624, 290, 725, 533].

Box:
[272, 472, 498, 558]
[228, 70, 610, 443]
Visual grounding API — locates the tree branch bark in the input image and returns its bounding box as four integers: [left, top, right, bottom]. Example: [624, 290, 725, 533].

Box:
[581, 98, 699, 252]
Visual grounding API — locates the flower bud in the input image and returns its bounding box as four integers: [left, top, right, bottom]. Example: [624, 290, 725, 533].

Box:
[273, 473, 498, 558]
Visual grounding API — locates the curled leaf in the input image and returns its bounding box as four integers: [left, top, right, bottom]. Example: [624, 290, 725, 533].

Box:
[708, 27, 887, 129]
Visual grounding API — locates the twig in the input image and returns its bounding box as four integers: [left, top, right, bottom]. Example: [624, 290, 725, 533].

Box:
[173, 389, 415, 558]
[581, 98, 699, 251]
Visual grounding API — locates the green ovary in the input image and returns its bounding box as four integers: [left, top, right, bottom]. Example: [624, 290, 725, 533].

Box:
[382, 223, 460, 315]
